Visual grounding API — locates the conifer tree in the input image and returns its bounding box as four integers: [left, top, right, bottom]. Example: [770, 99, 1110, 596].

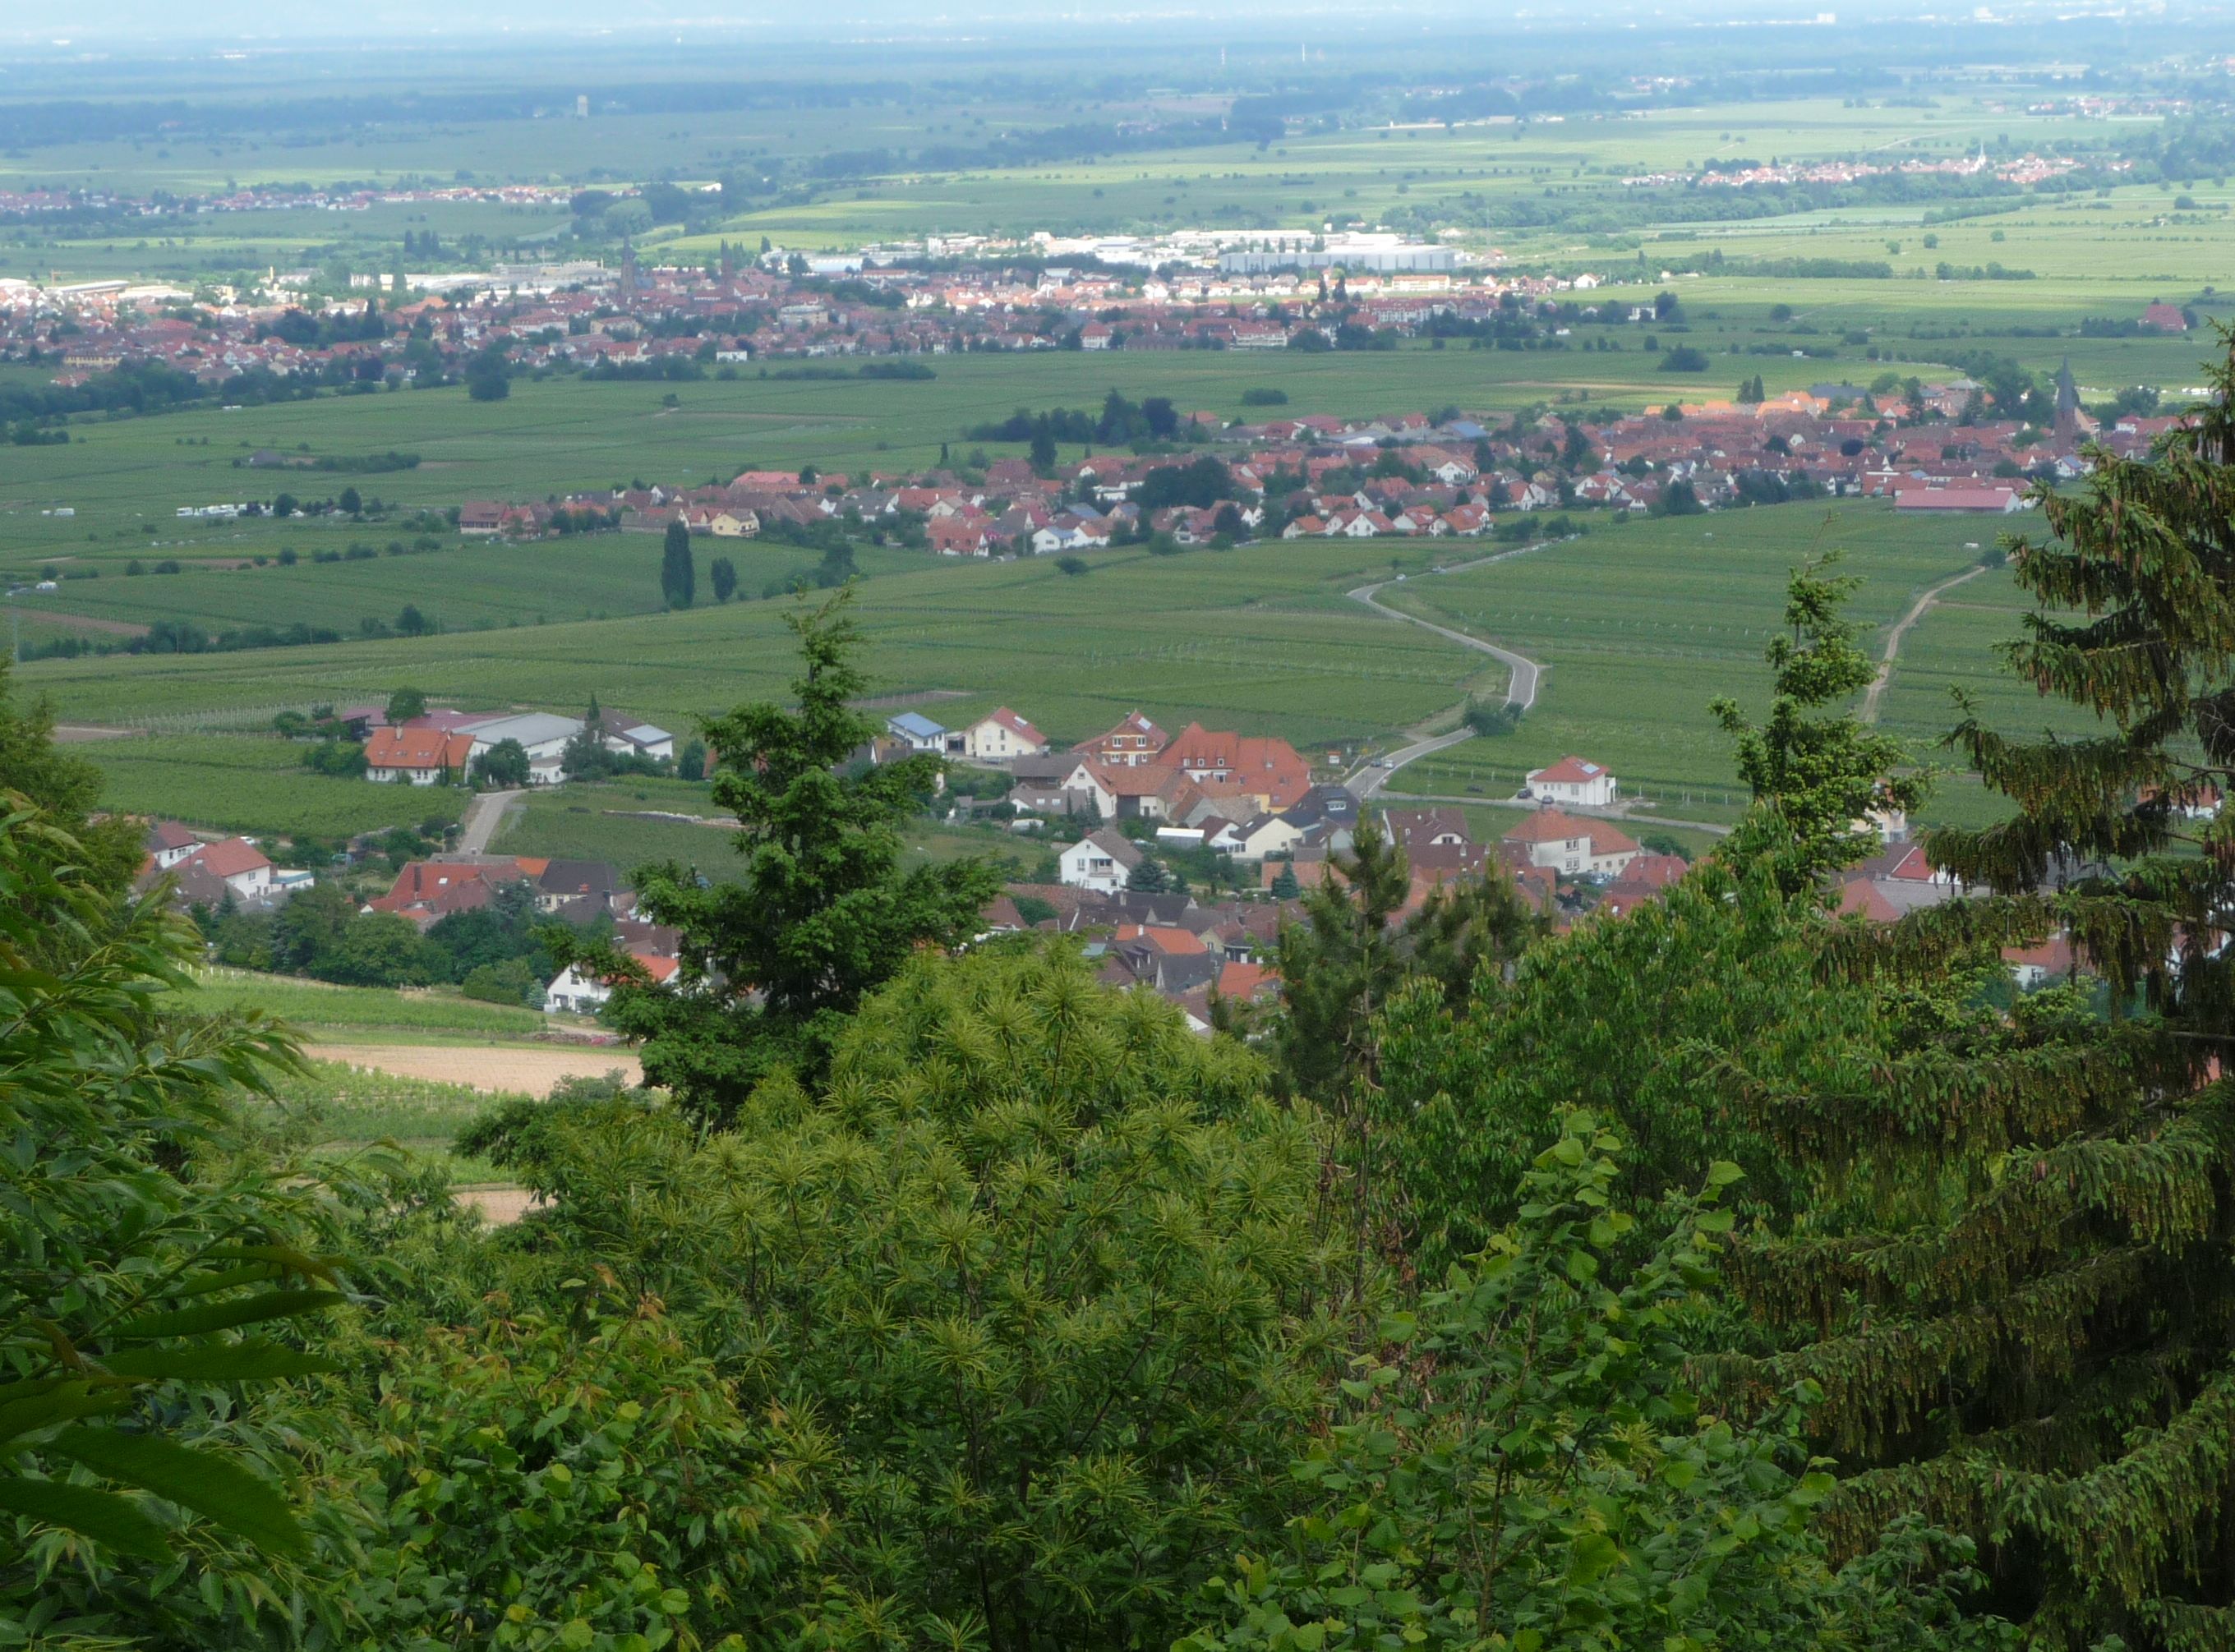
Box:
[1731, 340, 2235, 1645]
[659, 518, 695, 609]
[1712, 552, 1923, 892]
[559, 589, 999, 1117]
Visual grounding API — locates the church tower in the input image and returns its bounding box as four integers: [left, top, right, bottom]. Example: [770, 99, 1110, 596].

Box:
[2053, 357, 2081, 448]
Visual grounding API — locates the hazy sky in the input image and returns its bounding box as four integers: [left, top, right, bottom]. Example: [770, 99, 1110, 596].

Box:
[25, 0, 1942, 46]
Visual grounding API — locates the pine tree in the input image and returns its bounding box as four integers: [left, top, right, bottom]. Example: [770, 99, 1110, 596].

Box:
[1270, 862, 1301, 900]
[1127, 854, 1168, 894]
[1712, 553, 1923, 893]
[555, 589, 1000, 1118]
[1731, 339, 2235, 1645]
[660, 518, 695, 609]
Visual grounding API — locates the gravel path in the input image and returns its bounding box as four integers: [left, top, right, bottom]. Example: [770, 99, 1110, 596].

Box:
[1861, 564, 1990, 725]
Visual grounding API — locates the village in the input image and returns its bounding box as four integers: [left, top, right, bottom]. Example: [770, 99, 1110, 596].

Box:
[428, 358, 2177, 568]
[134, 681, 2090, 1034]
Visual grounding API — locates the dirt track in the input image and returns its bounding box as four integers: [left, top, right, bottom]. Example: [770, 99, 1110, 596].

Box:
[306, 1042, 642, 1096]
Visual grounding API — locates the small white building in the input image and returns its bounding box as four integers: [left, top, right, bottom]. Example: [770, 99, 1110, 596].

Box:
[1058, 828, 1144, 894]
[1524, 755, 1619, 809]
[145, 821, 201, 871]
[597, 711, 675, 763]
[886, 711, 949, 752]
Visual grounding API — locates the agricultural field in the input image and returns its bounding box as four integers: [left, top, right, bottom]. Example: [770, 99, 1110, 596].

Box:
[84, 733, 468, 837]
[489, 778, 1045, 879]
[1, 522, 911, 642]
[247, 1058, 520, 1181]
[179, 967, 546, 1038]
[1384, 501, 2093, 828]
[28, 531, 1479, 741]
[41, 492, 2096, 847]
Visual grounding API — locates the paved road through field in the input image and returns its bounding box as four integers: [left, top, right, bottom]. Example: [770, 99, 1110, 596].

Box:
[1343, 538, 1565, 795]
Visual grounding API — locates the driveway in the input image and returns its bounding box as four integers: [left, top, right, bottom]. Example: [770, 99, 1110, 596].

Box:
[456, 789, 521, 854]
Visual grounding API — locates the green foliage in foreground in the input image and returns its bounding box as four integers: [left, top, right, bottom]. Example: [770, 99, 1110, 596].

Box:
[500, 946, 1341, 1650]
[0, 805, 350, 1640]
[1182, 1114, 2009, 1652]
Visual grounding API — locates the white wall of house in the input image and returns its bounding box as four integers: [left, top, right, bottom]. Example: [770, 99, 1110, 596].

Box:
[1059, 836, 1133, 894]
[543, 964, 611, 1015]
[965, 717, 1044, 760]
[1526, 766, 1619, 808]
[219, 865, 274, 900]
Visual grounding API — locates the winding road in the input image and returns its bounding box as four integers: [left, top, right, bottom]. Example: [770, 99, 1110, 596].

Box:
[1343, 539, 1560, 795]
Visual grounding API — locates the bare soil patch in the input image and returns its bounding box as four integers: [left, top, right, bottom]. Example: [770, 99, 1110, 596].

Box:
[454, 1185, 543, 1226]
[306, 1042, 641, 1096]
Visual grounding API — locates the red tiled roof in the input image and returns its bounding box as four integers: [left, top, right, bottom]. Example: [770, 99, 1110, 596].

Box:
[192, 838, 270, 878]
[366, 726, 474, 771]
[1529, 755, 1608, 785]
[1500, 808, 1639, 857]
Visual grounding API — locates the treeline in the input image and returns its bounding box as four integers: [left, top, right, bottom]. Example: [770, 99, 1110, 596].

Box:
[765, 360, 936, 381]
[228, 449, 421, 473]
[0, 358, 322, 426]
[1657, 250, 1895, 279]
[965, 388, 1186, 446]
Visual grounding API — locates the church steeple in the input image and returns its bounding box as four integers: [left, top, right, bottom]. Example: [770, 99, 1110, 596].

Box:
[2053, 357, 2081, 446]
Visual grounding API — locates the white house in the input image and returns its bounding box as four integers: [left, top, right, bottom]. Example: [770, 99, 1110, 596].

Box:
[543, 952, 678, 1015]
[1207, 812, 1306, 860]
[1501, 808, 1639, 879]
[1523, 755, 1619, 809]
[597, 711, 675, 762]
[364, 726, 475, 785]
[959, 707, 1049, 762]
[1058, 828, 1144, 894]
[145, 821, 200, 870]
[188, 838, 275, 901]
[886, 711, 949, 752]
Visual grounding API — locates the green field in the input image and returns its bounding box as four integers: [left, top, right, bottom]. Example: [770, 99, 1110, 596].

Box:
[489, 779, 1044, 881]
[3, 527, 918, 642]
[43, 496, 2103, 844]
[180, 967, 545, 1038]
[1377, 503, 2096, 828]
[85, 734, 468, 837]
[32, 531, 1480, 741]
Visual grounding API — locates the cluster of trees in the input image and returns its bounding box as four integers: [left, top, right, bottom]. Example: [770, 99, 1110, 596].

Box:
[965, 388, 1188, 454]
[198, 877, 579, 1001]
[16, 353, 2235, 1650]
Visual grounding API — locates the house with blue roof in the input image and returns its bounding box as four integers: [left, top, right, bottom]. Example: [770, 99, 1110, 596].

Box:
[887, 711, 949, 752]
